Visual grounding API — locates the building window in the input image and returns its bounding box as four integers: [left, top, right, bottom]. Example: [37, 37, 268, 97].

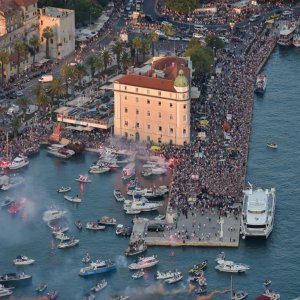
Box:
[183, 105, 186, 109]
[183, 129, 187, 135]
[170, 114, 173, 120]
[41, 37, 44, 42]
[41, 20, 43, 25]
[124, 121, 128, 127]
[125, 132, 128, 138]
[124, 96, 127, 100]
[158, 101, 161, 106]
[136, 109, 139, 115]
[147, 111, 150, 117]
[136, 97, 139, 102]
[125, 108, 128, 113]
[136, 122, 139, 128]
[124, 86, 127, 90]
[136, 88, 138, 92]
[170, 103, 173, 108]
[170, 128, 174, 134]
[147, 99, 150, 104]
[159, 126, 162, 132]
[147, 124, 150, 129]
[183, 115, 186, 121]
[158, 137, 162, 143]
[158, 91, 161, 96]
[158, 112, 161, 118]
[50, 38, 53, 44]
[147, 136, 150, 141]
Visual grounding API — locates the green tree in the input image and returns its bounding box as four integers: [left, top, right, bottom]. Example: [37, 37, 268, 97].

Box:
[141, 38, 150, 61]
[42, 26, 54, 59]
[28, 34, 41, 65]
[205, 34, 224, 50]
[120, 51, 130, 73]
[162, 24, 173, 49]
[0, 49, 10, 85]
[86, 54, 98, 79]
[112, 40, 123, 67]
[165, 0, 198, 14]
[60, 63, 79, 97]
[189, 37, 201, 48]
[102, 50, 110, 73]
[94, 56, 104, 80]
[17, 97, 30, 116]
[132, 37, 142, 63]
[33, 84, 50, 110]
[14, 40, 27, 78]
[75, 64, 86, 82]
[49, 77, 66, 102]
[147, 31, 159, 57]
[10, 117, 21, 138]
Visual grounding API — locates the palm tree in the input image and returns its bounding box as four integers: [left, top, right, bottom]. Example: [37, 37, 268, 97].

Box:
[162, 24, 173, 49]
[33, 84, 49, 111]
[10, 117, 21, 138]
[132, 37, 142, 63]
[28, 34, 41, 65]
[112, 40, 123, 67]
[85, 54, 98, 79]
[102, 50, 110, 73]
[17, 97, 30, 116]
[14, 40, 27, 78]
[49, 78, 66, 102]
[120, 51, 130, 73]
[94, 56, 104, 80]
[75, 64, 86, 83]
[141, 38, 150, 62]
[0, 49, 10, 85]
[147, 31, 159, 57]
[42, 26, 54, 59]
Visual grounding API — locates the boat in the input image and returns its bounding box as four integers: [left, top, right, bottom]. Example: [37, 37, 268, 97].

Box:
[267, 143, 277, 149]
[47, 144, 75, 159]
[89, 164, 110, 174]
[278, 23, 296, 46]
[194, 274, 207, 287]
[75, 220, 83, 230]
[262, 289, 280, 299]
[13, 256, 35, 265]
[124, 208, 141, 215]
[165, 273, 183, 284]
[79, 260, 116, 276]
[46, 290, 59, 299]
[43, 209, 67, 222]
[189, 260, 208, 274]
[263, 279, 272, 286]
[9, 155, 29, 170]
[111, 296, 129, 300]
[8, 198, 26, 214]
[57, 238, 79, 249]
[141, 166, 167, 177]
[0, 284, 13, 297]
[36, 283, 47, 293]
[128, 186, 169, 199]
[1, 197, 14, 208]
[86, 222, 106, 231]
[254, 74, 267, 94]
[98, 216, 116, 226]
[156, 270, 181, 280]
[53, 232, 70, 241]
[232, 291, 248, 300]
[57, 186, 71, 193]
[195, 286, 207, 295]
[83, 293, 95, 300]
[293, 28, 300, 47]
[75, 175, 92, 183]
[125, 240, 147, 256]
[51, 224, 69, 234]
[0, 272, 32, 286]
[64, 195, 82, 203]
[124, 197, 162, 213]
[128, 255, 159, 270]
[113, 189, 125, 202]
[132, 270, 144, 279]
[91, 279, 107, 292]
[82, 253, 91, 263]
[154, 214, 166, 221]
[122, 162, 135, 180]
[240, 186, 276, 239]
[116, 224, 124, 235]
[215, 260, 250, 273]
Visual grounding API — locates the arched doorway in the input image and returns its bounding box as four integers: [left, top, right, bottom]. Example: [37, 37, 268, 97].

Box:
[135, 132, 140, 142]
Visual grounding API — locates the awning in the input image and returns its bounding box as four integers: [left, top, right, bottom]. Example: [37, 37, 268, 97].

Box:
[65, 126, 94, 131]
[150, 145, 161, 151]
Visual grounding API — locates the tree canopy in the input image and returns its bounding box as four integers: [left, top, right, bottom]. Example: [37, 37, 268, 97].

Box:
[205, 34, 224, 50]
[165, 0, 198, 14]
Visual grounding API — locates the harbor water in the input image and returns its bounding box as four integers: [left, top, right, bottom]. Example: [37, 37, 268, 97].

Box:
[0, 46, 299, 300]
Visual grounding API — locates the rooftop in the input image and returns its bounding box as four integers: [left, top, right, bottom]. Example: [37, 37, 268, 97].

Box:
[39, 6, 73, 18]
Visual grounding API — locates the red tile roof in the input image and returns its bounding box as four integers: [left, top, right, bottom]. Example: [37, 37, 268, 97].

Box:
[116, 74, 177, 92]
[152, 56, 187, 70]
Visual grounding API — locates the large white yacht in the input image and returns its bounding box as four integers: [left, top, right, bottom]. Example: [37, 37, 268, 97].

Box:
[278, 23, 296, 46]
[240, 186, 276, 239]
[47, 144, 75, 159]
[9, 155, 29, 170]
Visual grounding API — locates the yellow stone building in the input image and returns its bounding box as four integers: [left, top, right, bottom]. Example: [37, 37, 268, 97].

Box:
[114, 57, 192, 145]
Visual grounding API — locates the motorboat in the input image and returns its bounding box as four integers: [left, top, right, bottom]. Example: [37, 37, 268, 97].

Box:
[254, 74, 267, 95]
[189, 260, 208, 275]
[9, 155, 29, 170]
[82, 293, 95, 300]
[57, 186, 71, 193]
[114, 189, 125, 202]
[43, 209, 67, 222]
[82, 253, 91, 263]
[1, 197, 14, 208]
[13, 256, 35, 265]
[53, 232, 70, 241]
[127, 186, 168, 199]
[195, 286, 207, 295]
[156, 270, 181, 280]
[165, 273, 183, 284]
[36, 283, 47, 293]
[98, 216, 116, 226]
[240, 187, 276, 239]
[194, 274, 207, 287]
[232, 291, 248, 300]
[262, 289, 280, 299]
[124, 208, 141, 215]
[47, 144, 75, 159]
[51, 224, 69, 234]
[124, 197, 162, 212]
[278, 23, 296, 46]
[8, 198, 26, 214]
[0, 272, 32, 286]
[128, 255, 159, 270]
[57, 238, 79, 249]
[116, 224, 124, 235]
[142, 166, 167, 177]
[122, 162, 135, 180]
[0, 284, 13, 297]
[2, 176, 25, 191]
[125, 240, 147, 256]
[89, 164, 110, 174]
[91, 279, 107, 292]
[111, 296, 129, 300]
[154, 214, 166, 221]
[46, 290, 59, 299]
[263, 279, 272, 286]
[86, 222, 106, 231]
[215, 260, 250, 273]
[79, 260, 116, 276]
[64, 195, 82, 203]
[75, 220, 83, 230]
[132, 270, 144, 279]
[267, 143, 277, 149]
[76, 175, 92, 183]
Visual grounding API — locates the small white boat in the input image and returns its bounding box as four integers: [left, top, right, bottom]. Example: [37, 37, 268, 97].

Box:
[263, 289, 280, 300]
[156, 270, 180, 280]
[111, 296, 129, 300]
[64, 195, 82, 203]
[254, 74, 267, 95]
[132, 270, 144, 279]
[54, 233, 70, 241]
[0, 284, 13, 297]
[75, 175, 92, 183]
[57, 238, 79, 249]
[86, 222, 106, 231]
[9, 155, 29, 170]
[113, 189, 125, 202]
[82, 254, 91, 263]
[116, 224, 124, 235]
[43, 209, 67, 222]
[36, 283, 47, 293]
[13, 255, 35, 265]
[232, 291, 248, 300]
[215, 260, 250, 273]
[1, 197, 14, 208]
[267, 143, 278, 149]
[83, 293, 95, 300]
[57, 186, 71, 193]
[91, 279, 107, 292]
[89, 165, 110, 174]
[125, 208, 141, 215]
[47, 144, 75, 159]
[165, 273, 183, 284]
[98, 216, 116, 226]
[128, 255, 159, 270]
[263, 279, 272, 286]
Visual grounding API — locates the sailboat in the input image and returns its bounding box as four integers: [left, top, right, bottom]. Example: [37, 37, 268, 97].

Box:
[231, 276, 248, 300]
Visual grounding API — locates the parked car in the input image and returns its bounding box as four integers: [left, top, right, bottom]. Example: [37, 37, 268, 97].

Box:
[38, 74, 53, 83]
